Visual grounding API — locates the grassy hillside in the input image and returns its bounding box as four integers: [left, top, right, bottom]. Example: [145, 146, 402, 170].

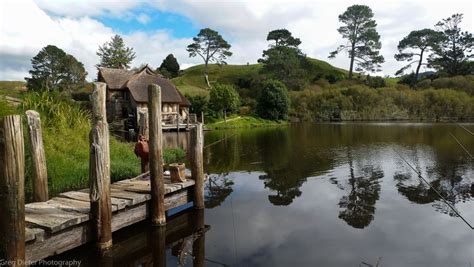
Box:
[172, 58, 347, 96]
[0, 81, 26, 98]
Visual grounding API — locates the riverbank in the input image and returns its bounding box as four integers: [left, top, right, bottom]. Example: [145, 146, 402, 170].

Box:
[205, 115, 288, 130]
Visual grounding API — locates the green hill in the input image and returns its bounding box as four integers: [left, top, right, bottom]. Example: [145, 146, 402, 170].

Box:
[172, 58, 347, 96]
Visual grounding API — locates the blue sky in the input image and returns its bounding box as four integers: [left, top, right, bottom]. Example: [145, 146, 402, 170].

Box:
[94, 5, 198, 38]
[0, 0, 472, 80]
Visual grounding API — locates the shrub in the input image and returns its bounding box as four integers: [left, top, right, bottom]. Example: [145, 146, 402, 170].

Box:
[256, 80, 290, 120]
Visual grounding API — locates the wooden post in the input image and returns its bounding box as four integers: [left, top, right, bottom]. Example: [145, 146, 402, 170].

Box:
[89, 82, 112, 252]
[186, 111, 190, 130]
[0, 115, 25, 266]
[138, 109, 149, 139]
[148, 84, 166, 226]
[176, 113, 179, 132]
[25, 110, 48, 202]
[190, 123, 204, 209]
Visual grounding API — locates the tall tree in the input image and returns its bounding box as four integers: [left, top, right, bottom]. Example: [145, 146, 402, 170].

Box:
[428, 14, 473, 76]
[259, 29, 308, 90]
[96, 34, 136, 69]
[26, 45, 87, 91]
[158, 54, 180, 78]
[329, 5, 384, 78]
[187, 28, 232, 87]
[394, 29, 442, 87]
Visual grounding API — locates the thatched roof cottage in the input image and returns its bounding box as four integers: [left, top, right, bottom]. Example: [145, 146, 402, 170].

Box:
[98, 65, 191, 125]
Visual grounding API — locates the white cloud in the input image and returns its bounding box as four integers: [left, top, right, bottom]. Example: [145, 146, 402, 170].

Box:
[1, 0, 473, 81]
[136, 13, 151, 24]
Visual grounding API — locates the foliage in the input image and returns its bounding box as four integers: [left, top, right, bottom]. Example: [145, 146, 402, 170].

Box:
[158, 54, 180, 78]
[26, 45, 86, 91]
[365, 75, 386, 88]
[96, 34, 136, 69]
[290, 85, 474, 121]
[428, 14, 473, 76]
[329, 4, 384, 78]
[394, 29, 442, 87]
[259, 29, 309, 90]
[186, 94, 208, 116]
[257, 80, 290, 120]
[208, 83, 240, 116]
[187, 28, 232, 86]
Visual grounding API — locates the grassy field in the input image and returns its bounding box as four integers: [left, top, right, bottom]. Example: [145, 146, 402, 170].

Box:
[0, 80, 27, 98]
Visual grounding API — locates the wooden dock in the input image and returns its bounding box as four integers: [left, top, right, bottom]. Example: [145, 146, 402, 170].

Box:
[0, 83, 206, 265]
[25, 173, 197, 262]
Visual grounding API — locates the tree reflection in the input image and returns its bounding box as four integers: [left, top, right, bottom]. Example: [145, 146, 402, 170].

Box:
[333, 150, 383, 229]
[259, 170, 303, 206]
[205, 173, 234, 208]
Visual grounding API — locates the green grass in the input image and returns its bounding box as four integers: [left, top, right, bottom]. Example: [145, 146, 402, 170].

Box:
[206, 115, 288, 130]
[172, 58, 346, 97]
[0, 81, 26, 98]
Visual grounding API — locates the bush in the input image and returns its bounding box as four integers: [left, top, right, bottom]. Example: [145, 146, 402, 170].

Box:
[256, 80, 290, 120]
[209, 83, 240, 117]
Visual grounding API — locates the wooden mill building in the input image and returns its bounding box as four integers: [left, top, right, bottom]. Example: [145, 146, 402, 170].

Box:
[98, 65, 191, 127]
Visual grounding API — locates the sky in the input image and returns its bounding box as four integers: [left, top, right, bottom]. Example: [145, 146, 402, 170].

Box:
[0, 0, 473, 81]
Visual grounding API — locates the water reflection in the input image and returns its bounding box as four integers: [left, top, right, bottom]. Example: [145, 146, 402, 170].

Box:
[205, 174, 234, 208]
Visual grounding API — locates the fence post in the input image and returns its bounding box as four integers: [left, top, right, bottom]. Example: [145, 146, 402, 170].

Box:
[0, 115, 25, 266]
[190, 123, 204, 209]
[89, 82, 112, 252]
[26, 110, 48, 202]
[148, 84, 166, 226]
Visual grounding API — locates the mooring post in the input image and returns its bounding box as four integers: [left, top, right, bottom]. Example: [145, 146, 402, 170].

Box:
[25, 110, 49, 202]
[148, 84, 166, 226]
[190, 123, 204, 209]
[0, 115, 25, 266]
[138, 109, 149, 139]
[89, 82, 113, 252]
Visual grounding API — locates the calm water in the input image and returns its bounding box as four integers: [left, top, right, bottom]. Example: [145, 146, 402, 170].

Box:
[50, 123, 474, 266]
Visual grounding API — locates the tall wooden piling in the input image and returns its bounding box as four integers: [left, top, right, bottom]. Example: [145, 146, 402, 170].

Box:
[89, 82, 113, 251]
[190, 123, 204, 209]
[26, 110, 48, 202]
[148, 84, 166, 225]
[151, 226, 166, 267]
[0, 115, 25, 266]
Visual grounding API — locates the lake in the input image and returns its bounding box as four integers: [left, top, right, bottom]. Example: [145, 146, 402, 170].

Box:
[48, 122, 474, 266]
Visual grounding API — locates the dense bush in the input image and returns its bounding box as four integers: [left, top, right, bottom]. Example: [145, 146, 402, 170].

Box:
[209, 83, 240, 117]
[290, 85, 474, 121]
[256, 80, 290, 120]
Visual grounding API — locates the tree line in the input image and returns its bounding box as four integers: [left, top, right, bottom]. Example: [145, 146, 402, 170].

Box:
[24, 4, 472, 122]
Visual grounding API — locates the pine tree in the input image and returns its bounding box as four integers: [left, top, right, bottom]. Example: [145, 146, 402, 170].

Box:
[96, 35, 136, 69]
[158, 54, 180, 78]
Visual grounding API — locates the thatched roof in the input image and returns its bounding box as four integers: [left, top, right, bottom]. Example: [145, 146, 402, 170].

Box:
[98, 66, 189, 105]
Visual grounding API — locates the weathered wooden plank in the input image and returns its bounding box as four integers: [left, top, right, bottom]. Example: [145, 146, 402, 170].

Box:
[110, 189, 150, 206]
[112, 203, 148, 232]
[25, 203, 89, 233]
[60, 191, 127, 211]
[111, 183, 151, 194]
[26, 223, 90, 262]
[25, 228, 45, 243]
[46, 197, 90, 213]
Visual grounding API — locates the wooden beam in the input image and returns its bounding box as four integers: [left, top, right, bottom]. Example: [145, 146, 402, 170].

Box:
[148, 84, 166, 226]
[0, 115, 25, 266]
[89, 82, 113, 251]
[26, 110, 49, 202]
[190, 123, 204, 209]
